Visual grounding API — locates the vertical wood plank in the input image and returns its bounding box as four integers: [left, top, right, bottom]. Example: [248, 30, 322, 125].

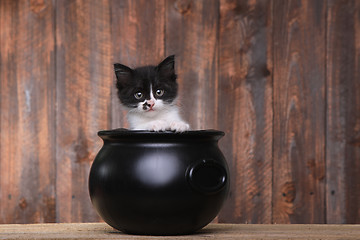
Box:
[217, 0, 273, 223]
[273, 0, 326, 223]
[110, 0, 165, 129]
[165, 0, 219, 130]
[0, 0, 56, 223]
[326, 0, 360, 224]
[56, 0, 112, 222]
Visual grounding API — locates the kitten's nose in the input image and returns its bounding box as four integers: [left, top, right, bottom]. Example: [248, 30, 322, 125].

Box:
[146, 100, 155, 108]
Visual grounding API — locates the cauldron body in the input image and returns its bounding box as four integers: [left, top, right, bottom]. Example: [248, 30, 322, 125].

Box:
[89, 129, 229, 235]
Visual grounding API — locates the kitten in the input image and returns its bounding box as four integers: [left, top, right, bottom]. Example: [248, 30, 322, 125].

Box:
[114, 55, 190, 132]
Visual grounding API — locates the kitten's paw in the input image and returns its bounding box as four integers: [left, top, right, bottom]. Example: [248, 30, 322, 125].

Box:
[148, 120, 168, 132]
[170, 121, 190, 132]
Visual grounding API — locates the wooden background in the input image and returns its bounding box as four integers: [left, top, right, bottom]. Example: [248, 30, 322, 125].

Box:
[0, 0, 359, 224]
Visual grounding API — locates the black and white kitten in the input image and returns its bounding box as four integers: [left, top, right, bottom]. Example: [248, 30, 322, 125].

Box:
[114, 55, 190, 132]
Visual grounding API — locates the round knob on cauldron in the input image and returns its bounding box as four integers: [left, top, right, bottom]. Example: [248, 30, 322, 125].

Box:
[187, 159, 227, 195]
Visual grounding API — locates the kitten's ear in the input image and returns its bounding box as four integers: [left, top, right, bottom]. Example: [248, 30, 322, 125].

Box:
[114, 63, 133, 87]
[157, 55, 176, 80]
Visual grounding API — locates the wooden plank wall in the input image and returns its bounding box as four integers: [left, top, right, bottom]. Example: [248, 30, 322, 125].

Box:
[0, 0, 56, 223]
[0, 0, 359, 224]
[218, 0, 273, 223]
[273, 0, 326, 223]
[326, 0, 360, 223]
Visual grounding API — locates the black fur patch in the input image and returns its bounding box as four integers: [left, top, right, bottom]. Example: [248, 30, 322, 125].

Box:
[114, 55, 178, 108]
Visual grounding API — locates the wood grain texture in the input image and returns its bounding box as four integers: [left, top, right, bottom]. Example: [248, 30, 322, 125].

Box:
[110, 0, 165, 129]
[0, 0, 56, 223]
[165, 0, 219, 130]
[0, 223, 360, 239]
[326, 0, 360, 224]
[217, 0, 273, 223]
[1, 0, 360, 224]
[55, 0, 112, 222]
[273, 0, 326, 223]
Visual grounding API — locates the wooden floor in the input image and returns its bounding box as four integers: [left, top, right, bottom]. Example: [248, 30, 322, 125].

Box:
[0, 223, 359, 239]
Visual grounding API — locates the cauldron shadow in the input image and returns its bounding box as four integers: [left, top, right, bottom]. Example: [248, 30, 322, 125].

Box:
[106, 226, 220, 237]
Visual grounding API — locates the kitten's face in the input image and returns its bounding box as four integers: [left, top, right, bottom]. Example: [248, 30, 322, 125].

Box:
[114, 55, 178, 114]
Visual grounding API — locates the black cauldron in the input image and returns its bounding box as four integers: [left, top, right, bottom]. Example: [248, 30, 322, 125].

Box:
[88, 128, 229, 235]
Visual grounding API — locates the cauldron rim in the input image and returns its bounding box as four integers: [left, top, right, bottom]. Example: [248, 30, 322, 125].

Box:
[98, 128, 225, 140]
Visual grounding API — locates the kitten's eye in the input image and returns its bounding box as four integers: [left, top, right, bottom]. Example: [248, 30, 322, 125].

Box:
[134, 92, 143, 99]
[155, 89, 164, 97]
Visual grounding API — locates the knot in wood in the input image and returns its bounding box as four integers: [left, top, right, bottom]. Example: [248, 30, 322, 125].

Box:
[175, 0, 191, 14]
[281, 182, 296, 203]
[19, 198, 28, 210]
[30, 0, 47, 15]
[74, 142, 91, 163]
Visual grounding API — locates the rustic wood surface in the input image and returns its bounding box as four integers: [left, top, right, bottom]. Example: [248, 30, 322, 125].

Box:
[165, 0, 219, 130]
[217, 0, 273, 224]
[0, 223, 360, 240]
[1, 0, 360, 224]
[0, 0, 56, 223]
[272, 0, 326, 223]
[326, 0, 360, 224]
[55, 0, 112, 222]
